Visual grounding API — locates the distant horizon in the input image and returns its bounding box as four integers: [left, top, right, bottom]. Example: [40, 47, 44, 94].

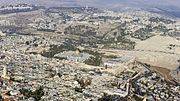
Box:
[0, 0, 180, 9]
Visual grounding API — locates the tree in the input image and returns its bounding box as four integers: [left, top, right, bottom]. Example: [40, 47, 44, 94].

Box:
[84, 52, 102, 66]
[19, 86, 44, 101]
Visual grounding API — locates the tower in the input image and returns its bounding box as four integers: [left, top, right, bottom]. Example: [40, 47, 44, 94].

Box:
[85, 5, 89, 10]
[177, 59, 180, 74]
[2, 66, 7, 77]
[1, 66, 10, 79]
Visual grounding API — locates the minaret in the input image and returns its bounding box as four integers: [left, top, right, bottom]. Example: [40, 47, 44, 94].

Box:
[177, 59, 180, 74]
[2, 66, 10, 79]
[85, 5, 89, 10]
[2, 66, 7, 77]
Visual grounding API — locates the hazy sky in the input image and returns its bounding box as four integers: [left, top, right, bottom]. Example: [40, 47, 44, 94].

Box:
[0, 0, 180, 10]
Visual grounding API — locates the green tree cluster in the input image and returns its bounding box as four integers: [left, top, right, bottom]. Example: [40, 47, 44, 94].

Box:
[19, 86, 44, 101]
[84, 52, 102, 66]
